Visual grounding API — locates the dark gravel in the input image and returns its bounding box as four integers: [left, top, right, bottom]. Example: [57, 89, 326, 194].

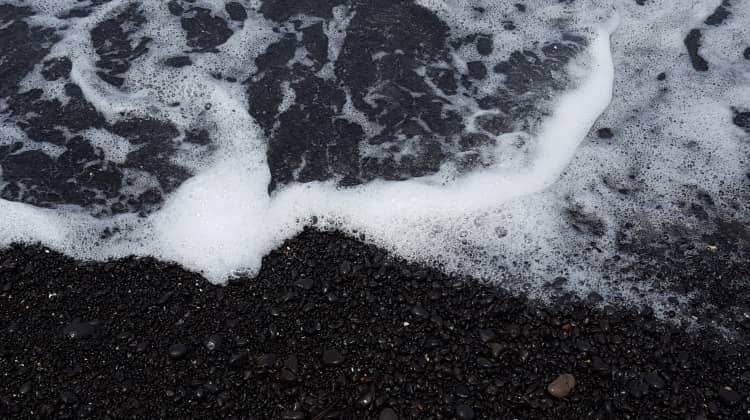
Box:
[1, 228, 748, 419]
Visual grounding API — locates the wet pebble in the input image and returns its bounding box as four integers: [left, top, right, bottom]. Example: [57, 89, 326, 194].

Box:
[644, 372, 665, 390]
[718, 387, 740, 405]
[379, 408, 398, 420]
[294, 277, 313, 290]
[168, 343, 188, 359]
[456, 404, 475, 420]
[62, 319, 97, 338]
[322, 349, 344, 366]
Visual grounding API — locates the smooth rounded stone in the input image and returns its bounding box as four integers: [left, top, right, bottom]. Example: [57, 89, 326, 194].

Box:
[466, 61, 487, 80]
[18, 381, 31, 395]
[591, 356, 609, 373]
[59, 391, 78, 405]
[225, 2, 247, 21]
[229, 351, 249, 367]
[256, 353, 277, 368]
[586, 292, 604, 303]
[718, 387, 740, 405]
[279, 368, 297, 382]
[644, 372, 665, 390]
[279, 410, 304, 420]
[165, 56, 192, 68]
[597, 128, 614, 139]
[548, 373, 576, 398]
[455, 404, 476, 420]
[379, 408, 398, 420]
[478, 329, 496, 343]
[551, 276, 568, 288]
[62, 319, 97, 338]
[455, 384, 470, 398]
[322, 349, 344, 366]
[476, 357, 492, 369]
[410, 304, 428, 318]
[168, 343, 188, 359]
[488, 342, 503, 357]
[294, 277, 313, 290]
[476, 36, 493, 56]
[284, 355, 299, 373]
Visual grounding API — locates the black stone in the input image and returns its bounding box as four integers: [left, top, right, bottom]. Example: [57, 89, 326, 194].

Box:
[62, 319, 97, 339]
[476, 36, 493, 56]
[456, 404, 476, 420]
[705, 1, 731, 26]
[597, 128, 614, 139]
[225, 2, 247, 21]
[478, 329, 496, 343]
[467, 61, 487, 80]
[168, 343, 188, 359]
[733, 111, 750, 132]
[181, 8, 233, 50]
[165, 56, 192, 68]
[294, 277, 314, 290]
[644, 372, 665, 390]
[322, 349, 344, 366]
[718, 387, 740, 405]
[379, 408, 399, 420]
[684, 29, 709, 72]
[229, 351, 249, 367]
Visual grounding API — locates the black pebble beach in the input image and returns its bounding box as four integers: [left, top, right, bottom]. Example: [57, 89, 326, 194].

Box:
[2, 1, 750, 418]
[1, 229, 748, 419]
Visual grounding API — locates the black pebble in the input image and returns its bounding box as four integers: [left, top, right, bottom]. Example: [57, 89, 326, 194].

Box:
[476, 36, 493, 56]
[229, 351, 249, 367]
[279, 411, 304, 420]
[644, 372, 665, 390]
[467, 61, 487, 80]
[379, 408, 398, 420]
[586, 291, 604, 303]
[168, 343, 188, 359]
[322, 349, 344, 366]
[684, 29, 709, 72]
[294, 277, 313, 290]
[744, 47, 750, 60]
[455, 384, 471, 398]
[478, 329, 496, 343]
[597, 128, 614, 139]
[165, 56, 192, 68]
[718, 387, 740, 405]
[256, 353, 277, 368]
[225, 2, 247, 21]
[62, 319, 97, 338]
[410, 304, 429, 318]
[456, 404, 476, 420]
[59, 391, 78, 405]
[656, 72, 666, 81]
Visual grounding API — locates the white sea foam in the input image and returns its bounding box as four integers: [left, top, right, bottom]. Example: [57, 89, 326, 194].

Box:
[1, 0, 749, 317]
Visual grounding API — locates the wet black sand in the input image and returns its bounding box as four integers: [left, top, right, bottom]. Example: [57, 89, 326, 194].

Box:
[1, 229, 748, 419]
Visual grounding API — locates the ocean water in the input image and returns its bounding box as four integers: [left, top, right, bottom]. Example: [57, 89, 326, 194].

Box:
[0, 0, 748, 317]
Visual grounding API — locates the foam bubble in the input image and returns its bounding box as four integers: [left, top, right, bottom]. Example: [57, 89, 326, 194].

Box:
[1, 0, 749, 322]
